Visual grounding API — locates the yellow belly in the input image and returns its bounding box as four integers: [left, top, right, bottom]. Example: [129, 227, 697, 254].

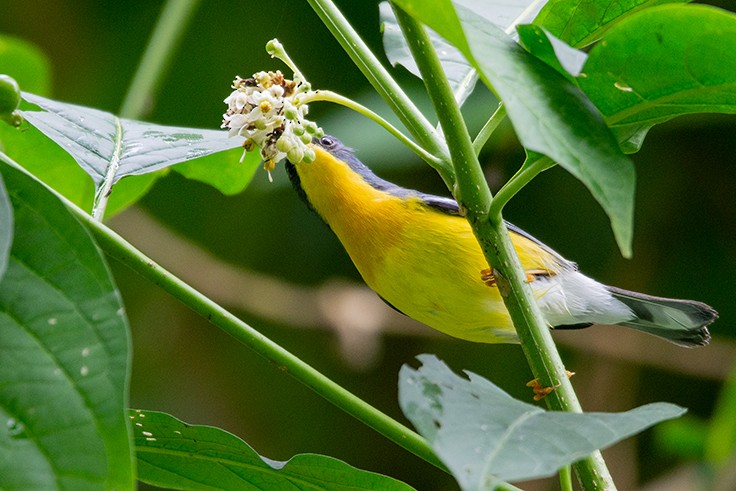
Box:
[292, 149, 558, 343]
[334, 198, 531, 343]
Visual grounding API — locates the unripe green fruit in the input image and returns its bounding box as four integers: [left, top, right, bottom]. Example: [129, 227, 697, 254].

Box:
[0, 75, 21, 115]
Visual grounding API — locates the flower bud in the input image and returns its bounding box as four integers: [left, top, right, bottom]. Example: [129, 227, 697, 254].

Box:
[276, 136, 292, 153]
[302, 147, 316, 163]
[287, 145, 304, 163]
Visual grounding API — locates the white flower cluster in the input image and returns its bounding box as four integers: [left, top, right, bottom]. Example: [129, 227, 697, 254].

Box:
[222, 70, 323, 179]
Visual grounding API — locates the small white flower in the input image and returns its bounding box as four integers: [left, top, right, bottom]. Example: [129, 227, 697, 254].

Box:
[221, 70, 323, 177]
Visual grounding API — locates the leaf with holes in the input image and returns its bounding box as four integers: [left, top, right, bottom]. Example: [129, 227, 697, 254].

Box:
[131, 409, 415, 491]
[399, 355, 685, 488]
[0, 162, 133, 490]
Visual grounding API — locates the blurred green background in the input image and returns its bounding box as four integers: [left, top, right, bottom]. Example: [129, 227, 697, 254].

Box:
[2, 1, 735, 489]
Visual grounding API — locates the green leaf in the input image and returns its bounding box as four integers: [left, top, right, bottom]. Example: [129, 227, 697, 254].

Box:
[0, 122, 97, 208]
[0, 34, 52, 95]
[381, 1, 549, 105]
[15, 93, 253, 216]
[579, 4, 736, 152]
[0, 120, 169, 218]
[392, 0, 635, 256]
[535, 0, 688, 48]
[172, 146, 260, 196]
[0, 172, 11, 281]
[131, 409, 415, 491]
[517, 24, 587, 79]
[381, 2, 478, 105]
[0, 162, 133, 489]
[399, 355, 685, 486]
[21, 92, 242, 187]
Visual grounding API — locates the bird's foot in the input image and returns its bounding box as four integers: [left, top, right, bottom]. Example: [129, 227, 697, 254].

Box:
[527, 371, 575, 401]
[481, 268, 551, 287]
[481, 268, 497, 287]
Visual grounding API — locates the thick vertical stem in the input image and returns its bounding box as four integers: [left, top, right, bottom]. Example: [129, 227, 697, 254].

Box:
[392, 6, 616, 490]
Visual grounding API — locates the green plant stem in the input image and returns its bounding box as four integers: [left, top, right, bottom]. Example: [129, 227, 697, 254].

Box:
[391, 5, 488, 214]
[298, 90, 443, 169]
[0, 150, 448, 474]
[489, 154, 554, 217]
[305, 0, 454, 184]
[3, 148, 530, 491]
[118, 0, 201, 119]
[392, 7, 617, 491]
[472, 102, 506, 156]
[560, 465, 573, 491]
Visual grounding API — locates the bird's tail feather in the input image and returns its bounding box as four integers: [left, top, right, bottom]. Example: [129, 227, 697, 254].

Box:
[607, 286, 716, 347]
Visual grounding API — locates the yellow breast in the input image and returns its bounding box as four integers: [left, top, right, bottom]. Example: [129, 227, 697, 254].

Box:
[292, 146, 559, 343]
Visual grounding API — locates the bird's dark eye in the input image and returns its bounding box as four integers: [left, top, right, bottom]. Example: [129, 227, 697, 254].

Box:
[319, 135, 336, 147]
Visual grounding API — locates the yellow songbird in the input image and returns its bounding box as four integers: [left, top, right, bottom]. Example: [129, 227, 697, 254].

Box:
[286, 135, 716, 346]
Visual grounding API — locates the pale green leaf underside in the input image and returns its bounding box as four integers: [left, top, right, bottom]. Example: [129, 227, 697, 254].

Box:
[381, 0, 548, 105]
[132, 410, 414, 491]
[400, 355, 685, 487]
[20, 92, 242, 187]
[0, 163, 133, 490]
[381, 2, 478, 105]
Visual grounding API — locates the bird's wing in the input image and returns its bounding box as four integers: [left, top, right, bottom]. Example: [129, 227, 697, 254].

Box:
[420, 192, 576, 273]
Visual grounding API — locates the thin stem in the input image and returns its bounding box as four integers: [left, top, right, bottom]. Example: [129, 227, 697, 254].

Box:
[559, 465, 573, 491]
[118, 0, 201, 119]
[472, 103, 506, 156]
[298, 90, 444, 170]
[305, 0, 452, 181]
[0, 149, 448, 474]
[266, 39, 308, 85]
[489, 154, 554, 218]
[392, 6, 616, 490]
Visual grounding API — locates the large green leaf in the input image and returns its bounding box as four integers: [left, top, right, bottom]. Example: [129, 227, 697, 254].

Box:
[0, 162, 134, 490]
[0, 172, 11, 281]
[399, 355, 685, 487]
[173, 146, 260, 196]
[17, 93, 257, 216]
[0, 121, 166, 218]
[534, 0, 688, 48]
[131, 409, 414, 491]
[579, 4, 736, 152]
[21, 92, 243, 186]
[391, 0, 635, 256]
[381, 2, 478, 105]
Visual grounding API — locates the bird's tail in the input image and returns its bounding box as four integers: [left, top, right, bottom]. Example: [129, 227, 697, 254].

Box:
[608, 286, 716, 347]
